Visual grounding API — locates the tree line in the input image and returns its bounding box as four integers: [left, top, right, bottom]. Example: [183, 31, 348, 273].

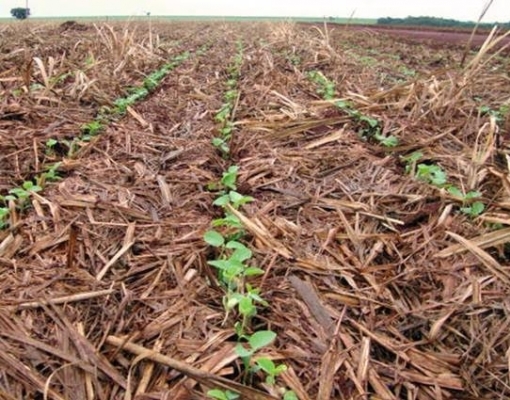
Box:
[377, 16, 510, 30]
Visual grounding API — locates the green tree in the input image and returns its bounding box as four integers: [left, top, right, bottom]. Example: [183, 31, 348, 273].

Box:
[10, 8, 30, 20]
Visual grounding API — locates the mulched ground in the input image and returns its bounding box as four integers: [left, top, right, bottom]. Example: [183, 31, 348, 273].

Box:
[0, 21, 509, 400]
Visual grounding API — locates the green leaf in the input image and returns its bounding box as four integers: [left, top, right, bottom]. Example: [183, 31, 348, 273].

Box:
[213, 194, 231, 207]
[256, 357, 276, 374]
[447, 185, 463, 198]
[360, 115, 379, 128]
[22, 181, 42, 192]
[221, 166, 238, 190]
[212, 214, 243, 228]
[235, 343, 253, 358]
[212, 137, 226, 147]
[416, 164, 447, 186]
[460, 200, 485, 217]
[248, 330, 276, 352]
[226, 241, 252, 261]
[226, 296, 240, 310]
[244, 267, 264, 277]
[376, 134, 399, 147]
[283, 391, 299, 400]
[402, 151, 423, 164]
[465, 191, 481, 200]
[238, 296, 256, 317]
[207, 259, 231, 270]
[207, 389, 228, 400]
[204, 230, 225, 247]
[46, 138, 58, 148]
[207, 389, 239, 400]
[229, 191, 254, 207]
[0, 208, 9, 219]
[9, 188, 28, 199]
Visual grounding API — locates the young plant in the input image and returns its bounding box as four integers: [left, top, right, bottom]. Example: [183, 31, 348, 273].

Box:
[207, 389, 240, 400]
[255, 357, 288, 385]
[7, 181, 43, 202]
[307, 70, 336, 100]
[415, 164, 447, 187]
[401, 151, 424, 175]
[334, 100, 394, 145]
[235, 330, 277, 371]
[213, 44, 243, 156]
[0, 207, 9, 229]
[45, 138, 58, 155]
[447, 186, 485, 217]
[81, 120, 103, 141]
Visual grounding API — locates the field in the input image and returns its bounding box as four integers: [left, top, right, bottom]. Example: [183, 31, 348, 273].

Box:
[0, 20, 509, 400]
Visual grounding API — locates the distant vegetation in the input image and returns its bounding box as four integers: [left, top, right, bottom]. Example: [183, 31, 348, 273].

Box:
[10, 7, 30, 20]
[377, 16, 510, 30]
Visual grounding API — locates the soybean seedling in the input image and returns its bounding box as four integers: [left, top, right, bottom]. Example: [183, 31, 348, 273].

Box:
[447, 186, 485, 217]
[204, 231, 264, 320]
[415, 164, 447, 187]
[207, 389, 240, 400]
[401, 151, 423, 175]
[335, 100, 397, 147]
[45, 138, 58, 155]
[235, 330, 277, 373]
[307, 70, 336, 100]
[7, 181, 42, 202]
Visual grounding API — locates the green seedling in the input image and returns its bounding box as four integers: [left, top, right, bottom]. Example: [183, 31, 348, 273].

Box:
[226, 78, 238, 89]
[221, 166, 239, 190]
[236, 330, 277, 371]
[45, 138, 58, 155]
[207, 389, 240, 400]
[447, 186, 485, 217]
[212, 137, 230, 155]
[206, 235, 262, 288]
[46, 138, 58, 149]
[374, 132, 399, 147]
[213, 191, 254, 210]
[335, 100, 354, 111]
[480, 104, 509, 124]
[205, 229, 264, 329]
[220, 123, 234, 138]
[399, 66, 417, 77]
[212, 213, 243, 229]
[307, 70, 336, 100]
[334, 100, 385, 141]
[283, 391, 299, 400]
[8, 181, 43, 201]
[114, 87, 150, 114]
[215, 103, 232, 123]
[416, 164, 447, 187]
[401, 151, 423, 174]
[38, 162, 62, 186]
[0, 207, 9, 229]
[224, 89, 238, 103]
[460, 201, 485, 217]
[81, 120, 103, 138]
[255, 357, 287, 385]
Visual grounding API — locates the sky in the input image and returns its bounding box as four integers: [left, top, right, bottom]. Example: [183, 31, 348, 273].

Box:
[2, 0, 510, 22]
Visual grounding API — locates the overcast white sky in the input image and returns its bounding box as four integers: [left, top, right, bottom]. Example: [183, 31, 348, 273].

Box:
[2, 0, 510, 22]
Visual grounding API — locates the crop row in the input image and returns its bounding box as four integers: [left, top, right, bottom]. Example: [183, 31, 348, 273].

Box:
[0, 46, 203, 229]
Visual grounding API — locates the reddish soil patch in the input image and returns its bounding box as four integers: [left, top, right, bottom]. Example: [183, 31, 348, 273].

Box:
[353, 25, 510, 51]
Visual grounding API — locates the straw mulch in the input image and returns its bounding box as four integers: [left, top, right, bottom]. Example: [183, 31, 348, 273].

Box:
[0, 21, 509, 400]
